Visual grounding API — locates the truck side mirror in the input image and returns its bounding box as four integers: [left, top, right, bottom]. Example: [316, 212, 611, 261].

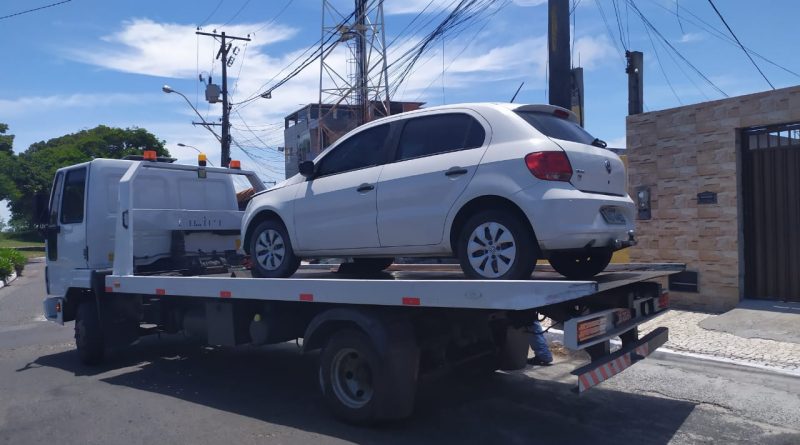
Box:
[299, 161, 315, 178]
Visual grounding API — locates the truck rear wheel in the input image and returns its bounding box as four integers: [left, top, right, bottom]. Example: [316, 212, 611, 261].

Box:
[319, 329, 416, 424]
[75, 302, 104, 365]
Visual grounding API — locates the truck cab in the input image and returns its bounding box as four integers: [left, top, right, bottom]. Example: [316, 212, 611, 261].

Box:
[44, 156, 257, 313]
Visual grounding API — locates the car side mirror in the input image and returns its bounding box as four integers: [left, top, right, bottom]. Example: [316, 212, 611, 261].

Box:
[34, 193, 50, 226]
[299, 161, 315, 178]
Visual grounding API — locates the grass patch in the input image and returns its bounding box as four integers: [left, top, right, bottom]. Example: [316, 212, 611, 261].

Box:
[0, 231, 45, 249]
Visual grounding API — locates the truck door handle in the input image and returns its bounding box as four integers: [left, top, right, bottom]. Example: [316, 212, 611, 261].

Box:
[46, 225, 61, 235]
[445, 167, 468, 177]
[356, 183, 375, 193]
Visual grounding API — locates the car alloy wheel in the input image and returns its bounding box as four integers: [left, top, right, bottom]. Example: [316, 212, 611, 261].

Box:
[255, 229, 286, 271]
[467, 222, 518, 278]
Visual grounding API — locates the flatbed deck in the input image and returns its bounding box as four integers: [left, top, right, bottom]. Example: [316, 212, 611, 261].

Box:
[105, 263, 684, 311]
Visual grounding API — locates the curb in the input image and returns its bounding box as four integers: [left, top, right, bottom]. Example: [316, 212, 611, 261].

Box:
[0, 271, 18, 289]
[545, 328, 800, 378]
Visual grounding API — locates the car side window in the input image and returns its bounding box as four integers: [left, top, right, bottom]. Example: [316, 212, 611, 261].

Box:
[396, 113, 486, 161]
[60, 167, 87, 224]
[316, 124, 390, 177]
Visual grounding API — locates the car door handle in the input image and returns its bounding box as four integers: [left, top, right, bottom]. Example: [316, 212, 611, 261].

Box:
[445, 167, 468, 177]
[356, 183, 375, 193]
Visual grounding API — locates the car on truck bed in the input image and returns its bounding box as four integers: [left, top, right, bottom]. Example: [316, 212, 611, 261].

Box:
[41, 154, 680, 424]
[243, 103, 636, 281]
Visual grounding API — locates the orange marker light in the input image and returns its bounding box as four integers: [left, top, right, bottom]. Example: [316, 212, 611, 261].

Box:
[143, 150, 157, 161]
[229, 160, 241, 169]
[198, 153, 207, 167]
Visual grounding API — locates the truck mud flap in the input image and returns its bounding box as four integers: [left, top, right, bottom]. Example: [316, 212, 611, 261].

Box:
[571, 327, 668, 393]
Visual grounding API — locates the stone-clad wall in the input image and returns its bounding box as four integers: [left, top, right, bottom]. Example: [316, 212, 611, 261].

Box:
[626, 86, 800, 312]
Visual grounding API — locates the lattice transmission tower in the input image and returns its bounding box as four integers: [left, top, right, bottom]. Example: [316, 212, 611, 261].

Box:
[318, 0, 391, 129]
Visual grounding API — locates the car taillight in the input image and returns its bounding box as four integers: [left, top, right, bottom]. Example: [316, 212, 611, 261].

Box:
[525, 151, 573, 182]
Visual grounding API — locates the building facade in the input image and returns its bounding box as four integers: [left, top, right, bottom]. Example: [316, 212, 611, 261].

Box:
[627, 86, 800, 311]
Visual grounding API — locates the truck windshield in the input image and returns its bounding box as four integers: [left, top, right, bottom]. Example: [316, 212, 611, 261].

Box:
[515, 111, 596, 145]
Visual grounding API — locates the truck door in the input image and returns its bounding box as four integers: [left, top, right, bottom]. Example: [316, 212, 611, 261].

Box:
[45, 166, 88, 296]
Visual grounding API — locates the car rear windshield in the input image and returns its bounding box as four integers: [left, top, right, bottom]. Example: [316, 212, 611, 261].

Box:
[514, 110, 596, 145]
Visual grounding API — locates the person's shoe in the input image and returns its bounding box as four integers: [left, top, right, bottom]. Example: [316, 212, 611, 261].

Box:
[527, 356, 553, 366]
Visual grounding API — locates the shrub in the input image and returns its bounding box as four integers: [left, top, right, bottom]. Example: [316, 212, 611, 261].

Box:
[0, 256, 12, 282]
[0, 248, 25, 278]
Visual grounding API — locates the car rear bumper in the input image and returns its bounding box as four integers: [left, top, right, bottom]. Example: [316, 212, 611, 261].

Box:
[513, 185, 636, 251]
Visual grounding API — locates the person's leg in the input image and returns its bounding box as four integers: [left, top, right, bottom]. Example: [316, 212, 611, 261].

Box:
[528, 320, 553, 364]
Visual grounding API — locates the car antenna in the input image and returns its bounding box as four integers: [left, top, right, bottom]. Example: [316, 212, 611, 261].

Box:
[510, 81, 525, 103]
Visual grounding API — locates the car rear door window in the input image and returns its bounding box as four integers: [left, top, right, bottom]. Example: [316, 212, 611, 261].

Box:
[316, 124, 390, 177]
[396, 113, 485, 161]
[514, 111, 595, 145]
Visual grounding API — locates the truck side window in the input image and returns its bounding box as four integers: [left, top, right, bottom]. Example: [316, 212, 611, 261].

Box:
[60, 167, 87, 224]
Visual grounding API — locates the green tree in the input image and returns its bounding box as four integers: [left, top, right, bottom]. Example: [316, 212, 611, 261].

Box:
[0, 123, 13, 154]
[3, 124, 169, 229]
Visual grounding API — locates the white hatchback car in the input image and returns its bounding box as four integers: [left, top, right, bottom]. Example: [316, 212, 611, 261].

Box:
[242, 103, 636, 280]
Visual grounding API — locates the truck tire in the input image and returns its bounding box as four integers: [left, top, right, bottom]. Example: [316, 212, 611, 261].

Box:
[249, 219, 300, 278]
[75, 302, 104, 365]
[457, 209, 537, 280]
[319, 329, 415, 424]
[549, 249, 613, 280]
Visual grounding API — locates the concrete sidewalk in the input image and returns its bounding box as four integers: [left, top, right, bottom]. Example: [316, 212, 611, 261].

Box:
[636, 300, 800, 375]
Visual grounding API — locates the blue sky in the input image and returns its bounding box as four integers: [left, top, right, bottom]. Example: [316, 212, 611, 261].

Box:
[1, 0, 799, 221]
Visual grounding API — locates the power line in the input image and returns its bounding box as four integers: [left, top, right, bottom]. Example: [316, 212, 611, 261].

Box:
[706, 0, 774, 90]
[222, 0, 252, 27]
[198, 0, 225, 27]
[0, 0, 72, 21]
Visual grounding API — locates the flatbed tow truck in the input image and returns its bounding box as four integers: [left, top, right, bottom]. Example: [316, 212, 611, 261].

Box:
[42, 155, 682, 423]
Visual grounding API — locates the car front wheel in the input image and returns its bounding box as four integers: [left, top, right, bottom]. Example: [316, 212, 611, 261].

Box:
[249, 220, 300, 278]
[457, 209, 537, 280]
[548, 249, 613, 279]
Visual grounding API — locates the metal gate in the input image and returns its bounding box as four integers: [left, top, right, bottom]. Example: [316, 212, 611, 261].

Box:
[741, 123, 800, 301]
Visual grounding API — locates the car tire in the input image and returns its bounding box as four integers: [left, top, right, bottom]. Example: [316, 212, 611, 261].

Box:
[548, 249, 613, 279]
[457, 209, 538, 280]
[75, 301, 104, 366]
[249, 219, 300, 278]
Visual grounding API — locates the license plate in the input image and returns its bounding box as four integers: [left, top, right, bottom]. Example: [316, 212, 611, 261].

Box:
[600, 207, 627, 225]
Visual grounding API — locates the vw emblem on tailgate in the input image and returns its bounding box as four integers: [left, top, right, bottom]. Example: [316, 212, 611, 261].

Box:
[604, 159, 612, 174]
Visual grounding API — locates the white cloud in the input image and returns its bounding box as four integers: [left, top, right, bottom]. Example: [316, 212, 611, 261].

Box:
[678, 32, 704, 44]
[71, 19, 298, 79]
[511, 0, 547, 6]
[0, 93, 155, 116]
[572, 34, 616, 69]
[384, 0, 452, 15]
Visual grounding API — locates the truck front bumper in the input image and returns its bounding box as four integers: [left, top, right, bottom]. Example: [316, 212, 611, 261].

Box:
[43, 297, 64, 325]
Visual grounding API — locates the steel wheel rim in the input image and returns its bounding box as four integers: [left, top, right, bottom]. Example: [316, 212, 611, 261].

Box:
[467, 222, 517, 278]
[330, 348, 374, 409]
[255, 229, 286, 271]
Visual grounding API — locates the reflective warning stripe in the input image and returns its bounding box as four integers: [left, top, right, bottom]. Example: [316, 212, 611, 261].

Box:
[104, 286, 113, 293]
[220, 291, 232, 298]
[299, 293, 314, 302]
[156, 288, 166, 295]
[402, 297, 420, 306]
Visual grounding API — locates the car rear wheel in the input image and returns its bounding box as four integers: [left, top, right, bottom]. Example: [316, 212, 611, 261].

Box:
[548, 249, 613, 279]
[250, 220, 300, 278]
[457, 209, 537, 280]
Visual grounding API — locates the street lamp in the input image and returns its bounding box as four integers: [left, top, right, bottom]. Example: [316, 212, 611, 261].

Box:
[177, 143, 214, 166]
[162, 85, 222, 143]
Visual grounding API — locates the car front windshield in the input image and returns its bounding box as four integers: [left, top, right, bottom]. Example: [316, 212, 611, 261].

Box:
[514, 110, 596, 145]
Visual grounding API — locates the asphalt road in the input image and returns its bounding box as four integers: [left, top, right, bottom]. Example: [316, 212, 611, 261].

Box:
[1, 260, 798, 445]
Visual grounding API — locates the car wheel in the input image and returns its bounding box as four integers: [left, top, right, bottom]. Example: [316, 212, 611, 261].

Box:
[548, 249, 613, 279]
[457, 209, 537, 280]
[75, 302, 104, 366]
[249, 220, 300, 278]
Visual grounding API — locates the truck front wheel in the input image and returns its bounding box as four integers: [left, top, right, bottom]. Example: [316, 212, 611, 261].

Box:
[75, 302, 104, 365]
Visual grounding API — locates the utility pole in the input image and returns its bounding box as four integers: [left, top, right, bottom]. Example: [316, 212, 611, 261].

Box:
[548, 0, 571, 110]
[355, 0, 369, 125]
[626, 50, 644, 115]
[570, 67, 584, 126]
[196, 30, 251, 167]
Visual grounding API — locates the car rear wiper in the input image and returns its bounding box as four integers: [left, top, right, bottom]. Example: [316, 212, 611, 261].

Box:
[591, 138, 608, 148]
